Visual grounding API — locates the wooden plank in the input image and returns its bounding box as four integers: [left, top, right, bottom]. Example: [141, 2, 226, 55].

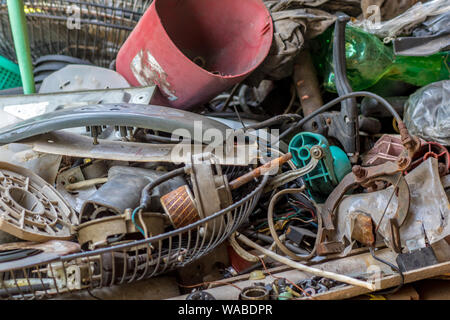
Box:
[207, 245, 387, 288]
[306, 260, 450, 300]
[168, 247, 450, 300]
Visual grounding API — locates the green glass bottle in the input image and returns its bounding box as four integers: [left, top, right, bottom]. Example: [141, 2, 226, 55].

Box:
[315, 25, 449, 92]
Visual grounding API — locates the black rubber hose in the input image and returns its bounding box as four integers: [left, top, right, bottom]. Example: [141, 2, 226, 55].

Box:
[217, 83, 242, 112]
[139, 167, 187, 210]
[204, 112, 270, 122]
[369, 247, 404, 295]
[244, 114, 303, 131]
[276, 91, 403, 142]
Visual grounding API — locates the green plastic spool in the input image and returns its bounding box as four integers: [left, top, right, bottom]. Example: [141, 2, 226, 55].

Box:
[0, 56, 22, 90]
[288, 132, 351, 202]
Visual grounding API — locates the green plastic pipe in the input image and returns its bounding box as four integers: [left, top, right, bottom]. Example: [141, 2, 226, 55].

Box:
[7, 0, 35, 94]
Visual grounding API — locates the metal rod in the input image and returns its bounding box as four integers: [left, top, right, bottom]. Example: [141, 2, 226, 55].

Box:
[229, 153, 292, 190]
[7, 0, 35, 94]
[65, 178, 108, 191]
[375, 173, 403, 233]
[237, 233, 377, 291]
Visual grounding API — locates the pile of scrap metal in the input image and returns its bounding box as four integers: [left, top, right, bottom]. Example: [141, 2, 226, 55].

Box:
[0, 0, 448, 300]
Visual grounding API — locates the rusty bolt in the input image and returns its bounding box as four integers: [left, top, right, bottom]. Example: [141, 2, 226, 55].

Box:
[397, 121, 407, 132]
[68, 176, 77, 184]
[326, 118, 332, 126]
[352, 165, 367, 179]
[366, 181, 386, 193]
[397, 157, 408, 169]
[310, 146, 323, 159]
[365, 181, 378, 193]
[397, 121, 419, 152]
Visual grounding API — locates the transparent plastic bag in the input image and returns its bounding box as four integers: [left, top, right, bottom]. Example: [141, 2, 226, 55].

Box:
[404, 80, 450, 146]
[351, 0, 450, 43]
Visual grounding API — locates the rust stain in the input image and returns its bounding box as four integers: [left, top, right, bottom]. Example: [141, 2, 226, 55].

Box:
[351, 213, 375, 246]
[130, 50, 178, 101]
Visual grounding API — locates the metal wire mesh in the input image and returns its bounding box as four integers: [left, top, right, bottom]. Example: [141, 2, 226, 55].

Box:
[0, 173, 268, 300]
[0, 0, 153, 67]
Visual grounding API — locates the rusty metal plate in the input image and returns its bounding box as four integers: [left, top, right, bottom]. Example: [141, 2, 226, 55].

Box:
[336, 158, 450, 253]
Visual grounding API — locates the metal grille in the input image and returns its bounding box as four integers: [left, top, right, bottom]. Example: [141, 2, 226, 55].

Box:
[0, 0, 153, 67]
[0, 174, 268, 300]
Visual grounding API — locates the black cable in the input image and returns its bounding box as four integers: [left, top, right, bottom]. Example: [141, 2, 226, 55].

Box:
[244, 114, 303, 131]
[204, 112, 270, 122]
[0, 249, 40, 263]
[237, 262, 263, 276]
[218, 83, 242, 112]
[369, 247, 404, 295]
[276, 91, 403, 142]
[87, 289, 102, 300]
[139, 167, 187, 209]
[232, 104, 247, 130]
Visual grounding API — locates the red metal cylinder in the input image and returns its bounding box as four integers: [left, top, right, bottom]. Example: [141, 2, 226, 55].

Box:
[116, 0, 273, 110]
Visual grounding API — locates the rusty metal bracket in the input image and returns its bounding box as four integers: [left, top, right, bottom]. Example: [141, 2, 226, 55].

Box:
[317, 149, 413, 255]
